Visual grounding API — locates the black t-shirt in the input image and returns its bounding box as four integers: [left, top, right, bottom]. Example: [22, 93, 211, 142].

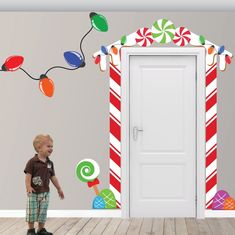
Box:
[24, 154, 55, 193]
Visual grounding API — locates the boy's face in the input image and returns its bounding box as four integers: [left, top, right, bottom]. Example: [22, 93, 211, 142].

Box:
[38, 140, 53, 157]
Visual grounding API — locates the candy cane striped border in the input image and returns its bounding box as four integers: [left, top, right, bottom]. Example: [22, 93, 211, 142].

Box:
[206, 62, 217, 209]
[109, 62, 122, 208]
[109, 59, 217, 210]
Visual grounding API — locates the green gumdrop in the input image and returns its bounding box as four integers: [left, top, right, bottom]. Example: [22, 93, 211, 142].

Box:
[121, 35, 127, 45]
[99, 189, 117, 209]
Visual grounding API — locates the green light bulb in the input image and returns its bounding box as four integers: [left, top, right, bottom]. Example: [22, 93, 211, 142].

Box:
[89, 12, 108, 32]
[199, 35, 205, 45]
[121, 35, 127, 45]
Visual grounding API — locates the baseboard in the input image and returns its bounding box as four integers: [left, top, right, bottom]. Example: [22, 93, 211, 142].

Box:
[205, 209, 235, 217]
[3, 210, 235, 218]
[0, 210, 122, 218]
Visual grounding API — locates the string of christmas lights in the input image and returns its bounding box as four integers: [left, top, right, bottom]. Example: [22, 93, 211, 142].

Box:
[94, 33, 232, 71]
[0, 12, 108, 97]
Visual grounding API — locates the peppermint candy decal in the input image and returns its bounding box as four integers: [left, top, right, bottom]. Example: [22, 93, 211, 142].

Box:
[151, 18, 175, 44]
[135, 27, 154, 47]
[173, 27, 191, 46]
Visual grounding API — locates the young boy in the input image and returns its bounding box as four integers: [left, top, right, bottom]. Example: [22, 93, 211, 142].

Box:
[24, 134, 64, 235]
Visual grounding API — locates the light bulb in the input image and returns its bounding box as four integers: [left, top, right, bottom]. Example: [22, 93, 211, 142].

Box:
[101, 46, 108, 55]
[208, 45, 215, 55]
[94, 55, 101, 64]
[218, 46, 225, 55]
[39, 75, 54, 97]
[121, 35, 127, 45]
[64, 51, 85, 68]
[199, 35, 205, 45]
[89, 12, 108, 32]
[2, 55, 24, 71]
[225, 55, 232, 64]
[111, 46, 118, 55]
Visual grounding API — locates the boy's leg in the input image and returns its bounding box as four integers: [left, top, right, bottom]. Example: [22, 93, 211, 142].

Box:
[37, 192, 52, 234]
[26, 193, 37, 234]
[28, 222, 35, 229]
[38, 222, 45, 231]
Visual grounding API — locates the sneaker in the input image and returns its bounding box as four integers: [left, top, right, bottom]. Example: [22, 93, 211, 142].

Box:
[27, 228, 36, 235]
[37, 228, 53, 235]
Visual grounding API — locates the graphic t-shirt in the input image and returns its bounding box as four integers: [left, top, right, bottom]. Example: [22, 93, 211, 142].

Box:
[24, 154, 55, 193]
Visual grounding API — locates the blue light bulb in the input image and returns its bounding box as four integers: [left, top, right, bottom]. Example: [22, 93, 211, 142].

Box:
[218, 46, 225, 55]
[101, 46, 108, 55]
[64, 51, 85, 67]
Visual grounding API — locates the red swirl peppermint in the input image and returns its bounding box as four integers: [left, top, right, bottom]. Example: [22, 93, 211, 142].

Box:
[173, 27, 191, 47]
[135, 27, 154, 47]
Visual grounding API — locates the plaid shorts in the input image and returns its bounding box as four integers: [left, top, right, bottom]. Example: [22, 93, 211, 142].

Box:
[26, 192, 50, 223]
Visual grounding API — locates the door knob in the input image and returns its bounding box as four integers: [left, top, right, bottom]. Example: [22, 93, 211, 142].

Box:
[133, 126, 143, 141]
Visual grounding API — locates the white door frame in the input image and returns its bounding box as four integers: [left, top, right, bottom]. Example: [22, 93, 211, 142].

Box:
[121, 47, 206, 219]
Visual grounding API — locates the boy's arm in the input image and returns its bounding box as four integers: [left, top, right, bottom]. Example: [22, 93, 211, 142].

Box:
[25, 173, 35, 194]
[51, 176, 65, 199]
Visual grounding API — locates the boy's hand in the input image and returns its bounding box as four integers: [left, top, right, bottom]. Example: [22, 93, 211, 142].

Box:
[58, 189, 65, 199]
[26, 186, 36, 195]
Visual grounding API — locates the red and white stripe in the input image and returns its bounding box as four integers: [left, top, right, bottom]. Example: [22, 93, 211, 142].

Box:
[109, 62, 121, 208]
[206, 62, 217, 209]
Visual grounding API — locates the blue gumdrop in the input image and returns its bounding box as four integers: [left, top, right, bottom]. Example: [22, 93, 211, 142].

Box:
[64, 51, 84, 67]
[92, 196, 106, 209]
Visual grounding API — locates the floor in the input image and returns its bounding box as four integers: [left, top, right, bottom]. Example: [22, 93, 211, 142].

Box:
[1, 218, 235, 235]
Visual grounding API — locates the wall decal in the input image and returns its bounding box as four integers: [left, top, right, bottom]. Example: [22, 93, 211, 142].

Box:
[92, 189, 117, 209]
[135, 28, 154, 47]
[1, 56, 24, 71]
[0, 12, 108, 97]
[224, 197, 235, 210]
[152, 18, 175, 43]
[98, 189, 117, 209]
[76, 159, 117, 209]
[93, 196, 106, 209]
[173, 27, 191, 46]
[93, 18, 233, 209]
[76, 159, 100, 195]
[212, 190, 235, 210]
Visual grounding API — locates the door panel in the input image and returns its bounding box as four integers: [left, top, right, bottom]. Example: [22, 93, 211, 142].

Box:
[130, 55, 196, 217]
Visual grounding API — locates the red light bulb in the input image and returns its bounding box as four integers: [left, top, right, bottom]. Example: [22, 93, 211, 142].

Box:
[39, 75, 54, 97]
[95, 55, 101, 64]
[225, 55, 232, 64]
[2, 55, 24, 71]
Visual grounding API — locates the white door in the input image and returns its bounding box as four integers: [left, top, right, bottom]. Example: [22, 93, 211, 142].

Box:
[130, 55, 196, 217]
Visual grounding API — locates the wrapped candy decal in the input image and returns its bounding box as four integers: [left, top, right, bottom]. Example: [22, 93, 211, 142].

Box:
[173, 27, 191, 46]
[93, 196, 106, 209]
[135, 28, 154, 47]
[224, 197, 235, 210]
[99, 189, 117, 209]
[211, 190, 235, 210]
[151, 18, 175, 44]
